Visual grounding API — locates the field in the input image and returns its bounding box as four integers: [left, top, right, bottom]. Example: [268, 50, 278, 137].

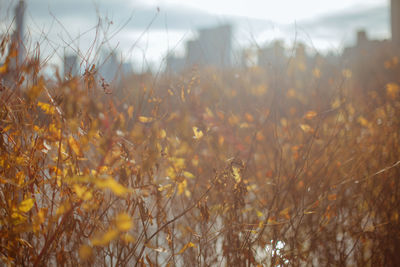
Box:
[1, 34, 400, 266]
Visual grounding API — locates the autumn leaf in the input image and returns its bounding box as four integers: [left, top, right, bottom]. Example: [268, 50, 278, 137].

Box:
[357, 116, 369, 127]
[232, 166, 241, 183]
[91, 229, 119, 246]
[279, 207, 290, 220]
[95, 177, 131, 196]
[158, 184, 172, 192]
[328, 194, 337, 201]
[18, 198, 34, 213]
[183, 171, 195, 179]
[127, 105, 134, 119]
[68, 136, 83, 157]
[300, 124, 313, 133]
[386, 83, 399, 99]
[179, 242, 196, 254]
[178, 180, 187, 196]
[115, 213, 133, 232]
[121, 233, 135, 243]
[79, 245, 93, 260]
[192, 126, 203, 139]
[342, 69, 352, 78]
[304, 110, 317, 119]
[138, 116, 154, 123]
[73, 184, 92, 200]
[312, 68, 321, 78]
[159, 129, 167, 139]
[38, 101, 55, 115]
[0, 63, 7, 73]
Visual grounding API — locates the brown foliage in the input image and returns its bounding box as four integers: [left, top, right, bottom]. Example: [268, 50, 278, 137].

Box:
[1, 36, 400, 266]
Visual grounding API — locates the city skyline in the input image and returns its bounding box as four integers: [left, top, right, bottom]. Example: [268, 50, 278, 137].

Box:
[0, 0, 393, 71]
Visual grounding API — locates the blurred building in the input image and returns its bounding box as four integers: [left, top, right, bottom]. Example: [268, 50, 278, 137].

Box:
[165, 24, 233, 73]
[192, 24, 232, 68]
[97, 50, 133, 83]
[1, 0, 26, 87]
[392, 0, 400, 45]
[12, 0, 26, 69]
[165, 53, 185, 74]
[342, 30, 392, 64]
[63, 54, 78, 78]
[258, 40, 286, 70]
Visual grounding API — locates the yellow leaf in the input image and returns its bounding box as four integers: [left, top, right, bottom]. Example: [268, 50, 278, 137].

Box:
[192, 126, 203, 139]
[357, 116, 369, 127]
[232, 166, 241, 183]
[37, 101, 55, 115]
[256, 131, 264, 141]
[183, 171, 195, 179]
[178, 180, 187, 196]
[342, 69, 352, 78]
[11, 212, 26, 224]
[312, 68, 321, 78]
[18, 198, 34, 213]
[181, 86, 185, 102]
[56, 202, 71, 216]
[16, 171, 25, 186]
[122, 233, 135, 243]
[286, 89, 296, 98]
[0, 63, 8, 74]
[166, 167, 176, 179]
[300, 124, 313, 133]
[127, 105, 134, 119]
[95, 177, 130, 196]
[179, 242, 196, 254]
[328, 194, 337, 201]
[228, 115, 239, 126]
[304, 110, 317, 119]
[68, 136, 83, 157]
[386, 83, 399, 99]
[158, 184, 172, 192]
[35, 208, 46, 226]
[73, 184, 92, 200]
[159, 129, 167, 139]
[138, 116, 154, 123]
[1, 124, 11, 133]
[91, 228, 119, 246]
[245, 113, 254, 122]
[171, 157, 185, 170]
[218, 135, 225, 145]
[79, 245, 93, 260]
[256, 210, 263, 218]
[116, 213, 133, 232]
[279, 207, 290, 220]
[331, 98, 341, 109]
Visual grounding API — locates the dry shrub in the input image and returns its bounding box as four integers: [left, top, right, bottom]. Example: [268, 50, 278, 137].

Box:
[1, 33, 400, 266]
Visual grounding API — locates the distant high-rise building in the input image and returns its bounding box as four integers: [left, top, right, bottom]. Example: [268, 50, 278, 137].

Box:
[13, 0, 26, 67]
[165, 53, 185, 74]
[185, 24, 233, 69]
[197, 24, 232, 68]
[356, 30, 368, 46]
[63, 54, 78, 77]
[258, 40, 286, 69]
[97, 50, 133, 83]
[186, 39, 203, 67]
[8, 0, 26, 70]
[98, 51, 120, 83]
[392, 0, 400, 45]
[2, 0, 26, 87]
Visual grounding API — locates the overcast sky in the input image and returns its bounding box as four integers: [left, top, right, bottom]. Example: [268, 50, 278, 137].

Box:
[0, 0, 391, 71]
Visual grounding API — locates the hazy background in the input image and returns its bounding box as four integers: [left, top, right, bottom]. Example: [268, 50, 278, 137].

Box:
[0, 0, 390, 71]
